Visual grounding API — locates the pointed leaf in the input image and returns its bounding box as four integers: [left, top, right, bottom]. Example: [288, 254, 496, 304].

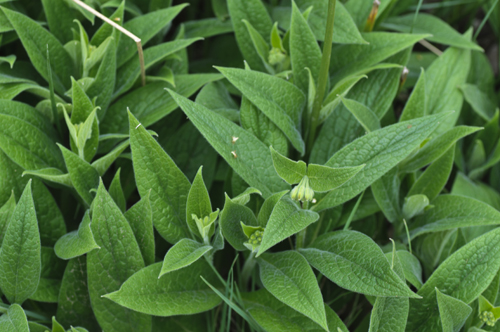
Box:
[186, 167, 212, 239]
[220, 194, 258, 251]
[0, 304, 29, 332]
[341, 97, 380, 132]
[159, 238, 212, 277]
[54, 211, 99, 260]
[270, 146, 307, 185]
[436, 288, 472, 332]
[124, 192, 155, 266]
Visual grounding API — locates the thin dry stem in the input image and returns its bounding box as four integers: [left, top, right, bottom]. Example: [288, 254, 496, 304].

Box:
[71, 0, 146, 86]
[418, 39, 443, 56]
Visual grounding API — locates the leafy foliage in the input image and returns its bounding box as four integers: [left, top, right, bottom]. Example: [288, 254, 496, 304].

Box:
[0, 0, 498, 331]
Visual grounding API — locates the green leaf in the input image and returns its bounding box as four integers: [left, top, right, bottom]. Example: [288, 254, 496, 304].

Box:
[41, 0, 75, 44]
[217, 66, 306, 154]
[299, 230, 418, 297]
[290, 1, 321, 93]
[242, 19, 271, 72]
[29, 278, 60, 303]
[425, 43, 471, 135]
[76, 108, 99, 161]
[257, 190, 289, 228]
[0, 181, 41, 304]
[313, 112, 452, 211]
[307, 163, 365, 193]
[397, 250, 423, 290]
[400, 68, 426, 122]
[220, 194, 258, 251]
[101, 74, 222, 135]
[436, 288, 472, 332]
[56, 256, 99, 331]
[0, 7, 73, 94]
[329, 33, 427, 86]
[184, 18, 233, 38]
[407, 145, 454, 201]
[90, 1, 125, 47]
[240, 96, 289, 156]
[186, 167, 212, 239]
[167, 89, 289, 198]
[258, 196, 319, 256]
[383, 14, 482, 51]
[258, 251, 328, 331]
[460, 83, 496, 121]
[54, 211, 100, 260]
[280, 0, 366, 44]
[116, 4, 188, 67]
[407, 227, 500, 331]
[104, 260, 223, 316]
[129, 111, 191, 244]
[340, 96, 380, 132]
[0, 304, 29, 332]
[0, 192, 15, 246]
[109, 169, 126, 212]
[402, 194, 429, 220]
[114, 38, 201, 99]
[400, 126, 481, 173]
[409, 195, 500, 239]
[270, 146, 307, 185]
[242, 289, 348, 332]
[85, 37, 116, 117]
[159, 238, 212, 277]
[124, 191, 155, 266]
[0, 114, 64, 171]
[227, 0, 272, 71]
[371, 167, 402, 223]
[58, 145, 99, 206]
[469, 139, 500, 179]
[369, 251, 409, 332]
[87, 180, 150, 332]
[91, 140, 130, 177]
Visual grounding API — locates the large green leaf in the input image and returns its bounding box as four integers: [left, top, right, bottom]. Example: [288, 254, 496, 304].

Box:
[290, 1, 321, 93]
[0, 181, 41, 304]
[129, 111, 191, 244]
[159, 238, 212, 277]
[407, 227, 500, 331]
[56, 256, 99, 331]
[242, 289, 348, 332]
[0, 304, 29, 332]
[409, 195, 500, 239]
[217, 67, 306, 154]
[436, 289, 472, 332]
[258, 196, 319, 256]
[1, 7, 73, 94]
[87, 181, 150, 332]
[168, 89, 288, 198]
[124, 192, 155, 266]
[54, 211, 99, 260]
[116, 4, 188, 66]
[299, 231, 418, 297]
[258, 251, 328, 331]
[227, 0, 272, 72]
[313, 112, 451, 211]
[104, 260, 223, 316]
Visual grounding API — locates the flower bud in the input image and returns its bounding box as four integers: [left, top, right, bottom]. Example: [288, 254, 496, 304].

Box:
[290, 176, 314, 202]
[268, 47, 286, 66]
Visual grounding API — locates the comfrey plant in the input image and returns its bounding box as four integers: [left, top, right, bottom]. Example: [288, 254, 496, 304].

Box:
[0, 0, 499, 331]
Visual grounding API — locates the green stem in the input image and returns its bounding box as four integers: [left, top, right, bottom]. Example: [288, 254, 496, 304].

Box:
[240, 251, 256, 289]
[0, 303, 49, 322]
[307, 0, 337, 153]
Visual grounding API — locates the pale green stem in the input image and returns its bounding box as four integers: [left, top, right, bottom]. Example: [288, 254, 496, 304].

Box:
[240, 251, 256, 289]
[307, 0, 337, 153]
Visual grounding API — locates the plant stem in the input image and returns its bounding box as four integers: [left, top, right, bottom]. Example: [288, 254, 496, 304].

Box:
[307, 0, 337, 153]
[239, 251, 256, 289]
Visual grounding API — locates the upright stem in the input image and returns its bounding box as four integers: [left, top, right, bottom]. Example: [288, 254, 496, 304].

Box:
[307, 0, 337, 153]
[239, 251, 256, 289]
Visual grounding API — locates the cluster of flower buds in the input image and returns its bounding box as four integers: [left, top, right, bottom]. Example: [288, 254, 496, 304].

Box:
[241, 222, 265, 253]
[290, 175, 314, 202]
[268, 47, 287, 66]
[480, 310, 496, 327]
[193, 210, 219, 244]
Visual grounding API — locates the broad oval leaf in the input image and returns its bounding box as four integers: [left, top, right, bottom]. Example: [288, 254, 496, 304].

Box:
[258, 196, 319, 256]
[0, 180, 41, 304]
[299, 231, 418, 298]
[87, 180, 150, 332]
[159, 238, 212, 277]
[258, 251, 328, 331]
[104, 260, 223, 316]
[167, 89, 289, 198]
[313, 112, 452, 211]
[409, 194, 500, 239]
[129, 111, 191, 244]
[407, 227, 500, 331]
[54, 210, 100, 260]
[0, 304, 29, 332]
